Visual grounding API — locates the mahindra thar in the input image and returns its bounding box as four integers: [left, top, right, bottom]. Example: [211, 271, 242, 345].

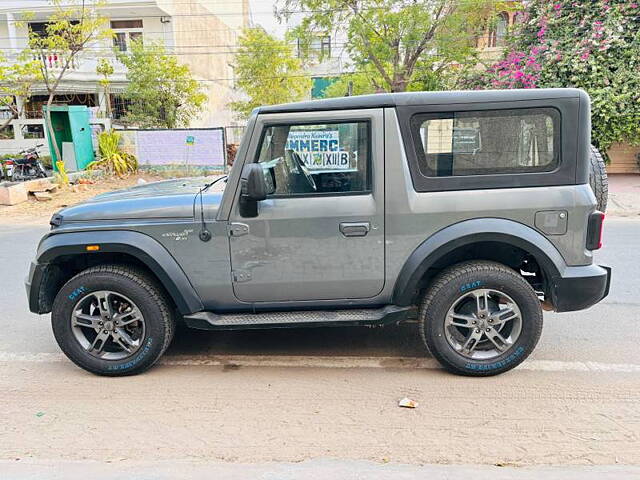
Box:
[26, 88, 611, 376]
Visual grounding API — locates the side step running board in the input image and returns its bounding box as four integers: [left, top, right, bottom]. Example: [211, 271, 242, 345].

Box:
[183, 306, 410, 331]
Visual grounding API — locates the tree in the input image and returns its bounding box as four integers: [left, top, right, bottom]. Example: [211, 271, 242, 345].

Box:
[231, 27, 312, 117]
[0, 53, 41, 130]
[117, 40, 206, 129]
[96, 58, 113, 119]
[280, 0, 499, 94]
[465, 0, 640, 153]
[25, 0, 111, 163]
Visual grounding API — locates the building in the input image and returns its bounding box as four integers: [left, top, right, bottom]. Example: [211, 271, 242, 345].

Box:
[280, 9, 350, 100]
[286, 4, 519, 100]
[0, 0, 249, 156]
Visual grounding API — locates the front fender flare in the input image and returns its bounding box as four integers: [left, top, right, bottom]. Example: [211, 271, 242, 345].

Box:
[392, 218, 567, 306]
[34, 230, 204, 314]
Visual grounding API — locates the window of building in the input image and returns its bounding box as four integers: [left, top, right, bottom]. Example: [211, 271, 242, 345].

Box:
[297, 35, 332, 59]
[0, 125, 14, 140]
[313, 35, 331, 58]
[411, 108, 559, 177]
[29, 21, 79, 37]
[21, 124, 45, 139]
[487, 12, 509, 47]
[256, 121, 370, 196]
[495, 12, 509, 46]
[111, 19, 143, 52]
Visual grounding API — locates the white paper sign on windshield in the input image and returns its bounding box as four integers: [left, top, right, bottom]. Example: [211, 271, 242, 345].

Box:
[286, 130, 353, 170]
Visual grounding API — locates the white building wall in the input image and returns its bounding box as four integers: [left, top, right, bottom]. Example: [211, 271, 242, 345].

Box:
[0, 0, 246, 156]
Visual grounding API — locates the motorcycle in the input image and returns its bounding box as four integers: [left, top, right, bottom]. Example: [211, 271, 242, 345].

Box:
[3, 144, 48, 181]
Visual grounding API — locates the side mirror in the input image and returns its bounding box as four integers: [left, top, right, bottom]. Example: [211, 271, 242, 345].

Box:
[241, 163, 267, 201]
[239, 163, 267, 217]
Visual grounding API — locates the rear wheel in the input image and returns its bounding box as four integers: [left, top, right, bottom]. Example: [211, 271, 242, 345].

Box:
[419, 261, 543, 376]
[52, 265, 175, 376]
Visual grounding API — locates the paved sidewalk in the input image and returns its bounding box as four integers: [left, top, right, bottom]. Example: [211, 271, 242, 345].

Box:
[608, 174, 640, 217]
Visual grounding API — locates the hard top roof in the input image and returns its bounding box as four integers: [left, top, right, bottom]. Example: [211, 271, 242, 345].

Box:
[256, 88, 585, 114]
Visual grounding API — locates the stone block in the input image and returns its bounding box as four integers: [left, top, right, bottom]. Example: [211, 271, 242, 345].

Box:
[0, 181, 28, 206]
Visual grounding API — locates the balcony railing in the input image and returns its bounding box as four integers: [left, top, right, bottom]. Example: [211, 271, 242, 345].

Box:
[33, 51, 79, 71]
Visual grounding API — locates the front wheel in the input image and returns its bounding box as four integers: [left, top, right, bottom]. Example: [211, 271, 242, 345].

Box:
[419, 261, 543, 376]
[52, 265, 175, 376]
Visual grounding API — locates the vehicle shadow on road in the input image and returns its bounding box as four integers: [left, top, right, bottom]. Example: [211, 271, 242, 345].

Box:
[167, 322, 429, 359]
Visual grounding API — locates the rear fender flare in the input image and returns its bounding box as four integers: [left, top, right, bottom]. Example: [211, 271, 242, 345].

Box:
[392, 218, 566, 306]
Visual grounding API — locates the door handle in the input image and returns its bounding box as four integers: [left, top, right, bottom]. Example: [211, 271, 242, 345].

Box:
[339, 222, 370, 237]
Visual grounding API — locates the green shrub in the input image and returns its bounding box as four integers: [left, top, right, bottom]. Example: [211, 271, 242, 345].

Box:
[39, 155, 52, 169]
[87, 130, 138, 177]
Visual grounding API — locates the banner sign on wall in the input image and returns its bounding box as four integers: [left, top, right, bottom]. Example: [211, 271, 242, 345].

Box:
[286, 130, 353, 170]
[134, 128, 225, 166]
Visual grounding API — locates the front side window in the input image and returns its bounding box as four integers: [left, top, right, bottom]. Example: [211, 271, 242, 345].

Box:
[256, 121, 370, 196]
[412, 108, 559, 177]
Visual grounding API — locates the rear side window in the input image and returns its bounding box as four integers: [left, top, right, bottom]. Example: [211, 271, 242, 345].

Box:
[411, 108, 560, 177]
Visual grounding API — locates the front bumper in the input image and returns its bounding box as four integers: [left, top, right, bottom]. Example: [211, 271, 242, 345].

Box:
[551, 264, 611, 312]
[25, 261, 42, 314]
[25, 260, 58, 315]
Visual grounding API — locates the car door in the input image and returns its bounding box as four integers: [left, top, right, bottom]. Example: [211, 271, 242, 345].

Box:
[228, 109, 385, 303]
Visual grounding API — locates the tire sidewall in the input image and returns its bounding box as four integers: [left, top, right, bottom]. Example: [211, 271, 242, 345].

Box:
[52, 271, 167, 375]
[423, 268, 542, 375]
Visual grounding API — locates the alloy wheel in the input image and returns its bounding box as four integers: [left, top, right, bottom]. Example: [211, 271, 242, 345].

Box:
[71, 290, 146, 360]
[443, 288, 523, 360]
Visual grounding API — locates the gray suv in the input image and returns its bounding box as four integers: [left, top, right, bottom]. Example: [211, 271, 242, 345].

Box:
[26, 88, 610, 376]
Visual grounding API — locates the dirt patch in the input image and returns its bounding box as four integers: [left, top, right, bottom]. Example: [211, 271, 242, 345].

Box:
[0, 173, 166, 224]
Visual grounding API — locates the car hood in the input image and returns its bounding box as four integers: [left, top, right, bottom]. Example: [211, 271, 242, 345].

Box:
[57, 177, 224, 222]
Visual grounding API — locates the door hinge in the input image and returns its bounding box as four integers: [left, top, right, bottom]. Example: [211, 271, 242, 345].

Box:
[228, 222, 249, 237]
[232, 270, 252, 283]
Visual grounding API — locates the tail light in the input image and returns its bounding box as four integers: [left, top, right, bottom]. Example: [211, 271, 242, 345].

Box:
[5, 160, 13, 165]
[586, 211, 605, 250]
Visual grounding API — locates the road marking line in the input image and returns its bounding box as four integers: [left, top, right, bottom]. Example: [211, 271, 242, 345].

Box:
[1, 351, 640, 373]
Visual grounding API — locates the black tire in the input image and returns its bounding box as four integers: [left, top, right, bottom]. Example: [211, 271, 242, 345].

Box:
[52, 264, 175, 376]
[588, 144, 608, 212]
[419, 261, 543, 376]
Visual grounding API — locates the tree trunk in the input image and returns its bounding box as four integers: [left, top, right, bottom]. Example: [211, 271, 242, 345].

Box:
[105, 85, 112, 120]
[45, 95, 62, 166]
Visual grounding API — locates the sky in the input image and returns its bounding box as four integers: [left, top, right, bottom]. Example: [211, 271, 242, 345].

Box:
[248, 0, 287, 38]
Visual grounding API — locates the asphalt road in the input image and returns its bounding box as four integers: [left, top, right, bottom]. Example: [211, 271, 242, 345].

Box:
[1, 218, 638, 362]
[1, 218, 639, 478]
